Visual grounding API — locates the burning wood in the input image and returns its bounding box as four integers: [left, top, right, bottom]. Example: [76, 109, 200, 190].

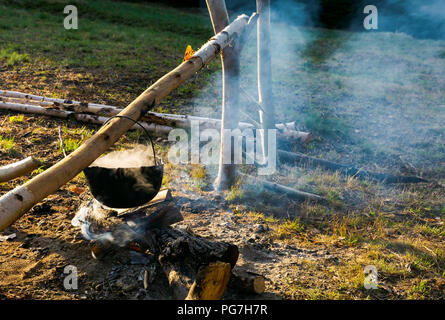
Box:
[156, 227, 239, 299]
[74, 197, 239, 300]
[0, 157, 41, 183]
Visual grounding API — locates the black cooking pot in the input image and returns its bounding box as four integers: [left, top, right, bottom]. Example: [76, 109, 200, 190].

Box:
[83, 116, 163, 208]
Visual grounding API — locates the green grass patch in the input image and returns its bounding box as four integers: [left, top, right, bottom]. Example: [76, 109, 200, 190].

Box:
[61, 137, 82, 153]
[0, 135, 15, 151]
[0, 48, 29, 66]
[304, 109, 351, 138]
[8, 114, 24, 123]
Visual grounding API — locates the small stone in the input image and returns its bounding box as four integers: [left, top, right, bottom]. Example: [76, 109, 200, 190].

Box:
[0, 233, 16, 242]
[253, 224, 268, 233]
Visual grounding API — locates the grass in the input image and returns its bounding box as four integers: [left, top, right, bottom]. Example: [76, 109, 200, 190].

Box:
[275, 218, 305, 239]
[188, 164, 208, 190]
[0, 48, 29, 66]
[61, 137, 82, 153]
[8, 114, 24, 123]
[0, 135, 15, 152]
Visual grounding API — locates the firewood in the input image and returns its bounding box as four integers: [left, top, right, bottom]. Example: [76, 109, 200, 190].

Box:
[0, 93, 311, 142]
[0, 157, 41, 183]
[0, 101, 173, 136]
[90, 204, 183, 260]
[153, 227, 239, 299]
[238, 172, 325, 202]
[229, 269, 265, 295]
[186, 261, 231, 300]
[0, 14, 250, 231]
[147, 189, 172, 205]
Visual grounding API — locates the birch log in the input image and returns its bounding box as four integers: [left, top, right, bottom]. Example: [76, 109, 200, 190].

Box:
[256, 0, 276, 159]
[238, 172, 325, 202]
[206, 0, 240, 191]
[0, 95, 311, 142]
[0, 101, 173, 136]
[0, 14, 249, 231]
[0, 157, 41, 183]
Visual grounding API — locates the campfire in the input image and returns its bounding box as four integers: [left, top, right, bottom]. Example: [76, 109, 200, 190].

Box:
[71, 188, 265, 299]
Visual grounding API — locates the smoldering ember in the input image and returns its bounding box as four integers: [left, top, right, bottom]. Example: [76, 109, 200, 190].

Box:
[0, 0, 444, 302]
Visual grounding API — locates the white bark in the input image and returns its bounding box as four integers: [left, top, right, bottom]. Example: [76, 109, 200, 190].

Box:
[0, 101, 173, 136]
[0, 157, 41, 183]
[1, 96, 311, 142]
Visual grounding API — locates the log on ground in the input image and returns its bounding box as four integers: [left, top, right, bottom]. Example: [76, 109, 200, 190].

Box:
[151, 226, 239, 299]
[0, 157, 41, 183]
[278, 149, 428, 184]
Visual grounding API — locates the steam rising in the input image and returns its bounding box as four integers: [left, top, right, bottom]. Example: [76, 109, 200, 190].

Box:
[90, 145, 156, 168]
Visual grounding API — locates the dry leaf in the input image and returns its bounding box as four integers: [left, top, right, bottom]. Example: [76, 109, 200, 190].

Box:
[71, 186, 84, 194]
[183, 45, 195, 61]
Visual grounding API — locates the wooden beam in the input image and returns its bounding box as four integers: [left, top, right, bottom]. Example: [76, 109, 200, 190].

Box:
[238, 172, 326, 202]
[0, 98, 311, 142]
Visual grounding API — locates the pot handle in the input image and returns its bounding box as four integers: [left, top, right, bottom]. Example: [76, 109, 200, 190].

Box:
[103, 115, 159, 165]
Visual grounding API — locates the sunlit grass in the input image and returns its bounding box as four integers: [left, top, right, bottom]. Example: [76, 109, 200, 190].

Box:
[0, 135, 15, 151]
[8, 114, 24, 123]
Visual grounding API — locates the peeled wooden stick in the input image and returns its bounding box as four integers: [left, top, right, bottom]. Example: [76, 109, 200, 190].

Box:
[0, 101, 173, 136]
[0, 97, 311, 142]
[238, 172, 325, 202]
[0, 157, 41, 183]
[0, 14, 249, 231]
[206, 0, 241, 191]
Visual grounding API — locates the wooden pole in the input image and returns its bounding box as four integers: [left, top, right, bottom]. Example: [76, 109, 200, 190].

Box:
[206, 0, 240, 191]
[0, 15, 249, 231]
[256, 0, 276, 161]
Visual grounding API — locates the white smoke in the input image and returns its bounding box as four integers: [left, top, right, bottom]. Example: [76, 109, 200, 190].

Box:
[90, 145, 156, 168]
